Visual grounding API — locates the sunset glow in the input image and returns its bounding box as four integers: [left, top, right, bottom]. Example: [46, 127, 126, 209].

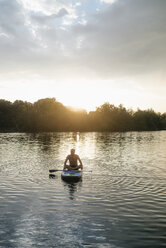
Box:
[0, 0, 165, 113]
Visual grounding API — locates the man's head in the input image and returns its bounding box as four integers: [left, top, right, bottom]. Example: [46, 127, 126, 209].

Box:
[70, 149, 75, 155]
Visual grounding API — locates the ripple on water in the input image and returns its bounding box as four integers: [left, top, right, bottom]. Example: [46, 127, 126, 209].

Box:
[0, 132, 166, 247]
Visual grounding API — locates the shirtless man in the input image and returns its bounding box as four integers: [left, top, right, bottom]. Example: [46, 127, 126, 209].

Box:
[63, 149, 83, 170]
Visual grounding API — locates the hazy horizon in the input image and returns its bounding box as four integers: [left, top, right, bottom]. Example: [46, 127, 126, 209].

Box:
[0, 0, 166, 113]
[1, 96, 165, 115]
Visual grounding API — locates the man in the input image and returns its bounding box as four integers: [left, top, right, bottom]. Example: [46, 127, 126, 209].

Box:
[63, 149, 83, 170]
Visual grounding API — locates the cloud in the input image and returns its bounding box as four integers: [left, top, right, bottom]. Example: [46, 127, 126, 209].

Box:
[0, 0, 37, 72]
[72, 0, 166, 79]
[0, 0, 166, 83]
[31, 8, 69, 24]
[20, 0, 72, 14]
[100, 0, 117, 4]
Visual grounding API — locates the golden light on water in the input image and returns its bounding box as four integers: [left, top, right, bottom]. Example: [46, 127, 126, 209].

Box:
[75, 133, 80, 154]
[76, 134, 79, 142]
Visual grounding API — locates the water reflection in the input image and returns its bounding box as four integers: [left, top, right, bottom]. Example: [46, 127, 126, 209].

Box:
[63, 181, 82, 200]
[49, 173, 57, 179]
[0, 132, 166, 247]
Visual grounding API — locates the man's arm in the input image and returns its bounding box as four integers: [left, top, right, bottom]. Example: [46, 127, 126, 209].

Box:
[78, 156, 83, 170]
[63, 156, 69, 170]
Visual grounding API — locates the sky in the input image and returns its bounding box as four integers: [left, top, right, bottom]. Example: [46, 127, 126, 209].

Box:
[0, 0, 166, 112]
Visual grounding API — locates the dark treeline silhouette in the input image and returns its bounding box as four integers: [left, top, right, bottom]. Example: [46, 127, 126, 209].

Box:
[0, 98, 166, 132]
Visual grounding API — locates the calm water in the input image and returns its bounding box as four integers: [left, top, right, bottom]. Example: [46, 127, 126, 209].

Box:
[0, 131, 166, 248]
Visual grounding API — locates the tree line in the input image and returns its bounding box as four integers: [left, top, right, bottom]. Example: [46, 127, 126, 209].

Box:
[0, 98, 165, 132]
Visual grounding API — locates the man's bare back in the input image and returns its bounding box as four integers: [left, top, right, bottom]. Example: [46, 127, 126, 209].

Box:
[64, 149, 83, 170]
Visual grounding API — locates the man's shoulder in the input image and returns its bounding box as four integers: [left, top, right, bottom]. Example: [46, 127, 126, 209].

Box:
[67, 154, 79, 158]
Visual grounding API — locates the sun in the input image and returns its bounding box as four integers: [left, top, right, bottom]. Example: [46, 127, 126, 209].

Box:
[56, 80, 104, 112]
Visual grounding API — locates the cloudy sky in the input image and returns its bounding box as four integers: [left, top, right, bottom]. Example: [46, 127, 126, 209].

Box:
[0, 0, 166, 112]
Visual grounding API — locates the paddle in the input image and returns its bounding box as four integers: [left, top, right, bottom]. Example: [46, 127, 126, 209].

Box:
[49, 169, 64, 173]
[49, 169, 92, 173]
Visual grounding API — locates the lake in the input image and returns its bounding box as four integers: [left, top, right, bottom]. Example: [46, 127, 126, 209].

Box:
[0, 131, 166, 248]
